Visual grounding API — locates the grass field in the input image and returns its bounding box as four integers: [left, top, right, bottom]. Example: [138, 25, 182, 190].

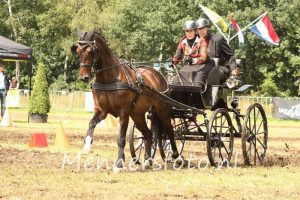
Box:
[0, 108, 300, 199]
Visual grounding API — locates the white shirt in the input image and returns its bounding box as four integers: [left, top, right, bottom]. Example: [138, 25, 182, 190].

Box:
[0, 72, 6, 89]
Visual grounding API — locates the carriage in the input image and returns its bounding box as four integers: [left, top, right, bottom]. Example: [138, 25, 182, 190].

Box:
[73, 30, 268, 169]
[129, 59, 268, 167]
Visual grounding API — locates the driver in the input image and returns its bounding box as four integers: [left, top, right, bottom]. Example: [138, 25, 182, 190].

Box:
[172, 20, 213, 88]
[195, 18, 239, 83]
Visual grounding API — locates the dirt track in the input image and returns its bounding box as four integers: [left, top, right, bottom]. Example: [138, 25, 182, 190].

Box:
[0, 124, 299, 169]
[1, 116, 300, 199]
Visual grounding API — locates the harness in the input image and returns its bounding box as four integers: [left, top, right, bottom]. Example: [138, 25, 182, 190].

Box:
[78, 39, 144, 109]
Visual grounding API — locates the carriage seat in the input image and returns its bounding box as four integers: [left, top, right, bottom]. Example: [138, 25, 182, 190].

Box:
[168, 58, 242, 109]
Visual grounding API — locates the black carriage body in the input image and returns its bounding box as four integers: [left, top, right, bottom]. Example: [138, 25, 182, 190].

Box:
[168, 84, 227, 110]
[129, 60, 268, 167]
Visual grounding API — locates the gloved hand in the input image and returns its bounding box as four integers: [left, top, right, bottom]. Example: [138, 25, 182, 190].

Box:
[185, 55, 193, 65]
[231, 68, 240, 76]
[170, 60, 176, 67]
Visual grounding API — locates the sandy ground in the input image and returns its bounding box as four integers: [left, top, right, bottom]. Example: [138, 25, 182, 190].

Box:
[0, 111, 300, 199]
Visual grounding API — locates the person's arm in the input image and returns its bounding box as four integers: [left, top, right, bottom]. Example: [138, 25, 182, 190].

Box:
[192, 37, 208, 64]
[5, 75, 10, 91]
[220, 36, 236, 70]
[172, 38, 184, 65]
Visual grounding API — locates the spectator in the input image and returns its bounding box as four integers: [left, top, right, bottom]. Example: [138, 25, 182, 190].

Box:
[10, 77, 19, 89]
[0, 61, 10, 117]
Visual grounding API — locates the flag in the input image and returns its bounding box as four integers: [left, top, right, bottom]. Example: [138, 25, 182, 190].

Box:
[250, 15, 280, 45]
[230, 17, 244, 44]
[199, 5, 228, 32]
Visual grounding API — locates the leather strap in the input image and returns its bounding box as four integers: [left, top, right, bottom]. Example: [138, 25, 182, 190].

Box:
[92, 82, 134, 91]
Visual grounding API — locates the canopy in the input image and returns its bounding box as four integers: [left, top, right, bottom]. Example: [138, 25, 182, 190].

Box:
[0, 35, 32, 61]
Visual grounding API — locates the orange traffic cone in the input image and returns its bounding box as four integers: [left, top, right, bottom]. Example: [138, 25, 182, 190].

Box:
[29, 133, 48, 148]
[98, 114, 117, 128]
[107, 114, 117, 127]
[54, 122, 70, 149]
[1, 108, 13, 127]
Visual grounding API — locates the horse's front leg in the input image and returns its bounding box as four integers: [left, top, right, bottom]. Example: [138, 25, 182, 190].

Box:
[83, 111, 105, 151]
[115, 114, 129, 168]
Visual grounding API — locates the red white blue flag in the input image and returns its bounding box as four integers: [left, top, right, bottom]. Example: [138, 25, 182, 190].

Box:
[230, 17, 244, 44]
[250, 15, 280, 45]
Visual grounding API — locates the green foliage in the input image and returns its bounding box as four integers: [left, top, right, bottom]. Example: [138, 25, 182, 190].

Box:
[260, 76, 281, 97]
[0, 0, 299, 96]
[29, 63, 51, 114]
[49, 74, 91, 91]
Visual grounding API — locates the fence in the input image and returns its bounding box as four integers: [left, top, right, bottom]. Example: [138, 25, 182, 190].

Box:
[229, 96, 273, 116]
[13, 90, 86, 112]
[10, 90, 286, 116]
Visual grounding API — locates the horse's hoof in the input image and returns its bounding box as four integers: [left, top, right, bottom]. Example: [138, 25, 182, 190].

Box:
[172, 152, 179, 159]
[142, 159, 152, 170]
[82, 136, 92, 153]
[113, 166, 123, 173]
[81, 149, 90, 154]
[82, 145, 92, 153]
[175, 155, 185, 167]
[113, 165, 126, 173]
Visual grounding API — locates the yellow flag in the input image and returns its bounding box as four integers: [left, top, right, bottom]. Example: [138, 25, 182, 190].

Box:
[199, 5, 228, 32]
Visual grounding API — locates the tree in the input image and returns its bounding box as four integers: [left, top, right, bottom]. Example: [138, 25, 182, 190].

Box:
[0, 0, 299, 96]
[28, 63, 50, 115]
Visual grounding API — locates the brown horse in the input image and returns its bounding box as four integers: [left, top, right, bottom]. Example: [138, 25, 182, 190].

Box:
[72, 30, 179, 168]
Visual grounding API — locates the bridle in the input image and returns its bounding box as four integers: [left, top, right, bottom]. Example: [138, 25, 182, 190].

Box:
[78, 40, 100, 73]
[77, 32, 145, 96]
[78, 36, 124, 74]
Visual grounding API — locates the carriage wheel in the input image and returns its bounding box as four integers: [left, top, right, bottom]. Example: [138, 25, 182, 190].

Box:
[159, 118, 185, 162]
[242, 103, 268, 166]
[207, 108, 234, 167]
[129, 121, 158, 165]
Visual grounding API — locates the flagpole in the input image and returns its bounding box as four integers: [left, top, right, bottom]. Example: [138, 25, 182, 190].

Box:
[199, 4, 229, 42]
[210, 19, 229, 42]
[229, 11, 267, 41]
[228, 26, 231, 44]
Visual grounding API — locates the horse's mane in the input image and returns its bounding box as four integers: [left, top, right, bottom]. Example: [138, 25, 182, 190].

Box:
[80, 29, 115, 56]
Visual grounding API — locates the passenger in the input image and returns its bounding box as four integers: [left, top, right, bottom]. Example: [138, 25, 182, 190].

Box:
[195, 18, 239, 83]
[172, 20, 212, 88]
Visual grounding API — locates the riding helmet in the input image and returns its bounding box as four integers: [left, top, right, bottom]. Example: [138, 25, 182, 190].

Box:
[195, 18, 210, 29]
[182, 20, 196, 30]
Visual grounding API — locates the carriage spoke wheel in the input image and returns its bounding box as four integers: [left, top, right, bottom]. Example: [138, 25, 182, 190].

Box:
[129, 121, 158, 165]
[207, 108, 234, 167]
[159, 118, 185, 162]
[242, 103, 268, 166]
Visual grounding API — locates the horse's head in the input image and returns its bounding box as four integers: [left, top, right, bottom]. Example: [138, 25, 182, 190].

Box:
[72, 30, 111, 82]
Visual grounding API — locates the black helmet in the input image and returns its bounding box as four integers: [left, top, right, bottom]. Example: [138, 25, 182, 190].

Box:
[182, 20, 196, 30]
[195, 18, 210, 29]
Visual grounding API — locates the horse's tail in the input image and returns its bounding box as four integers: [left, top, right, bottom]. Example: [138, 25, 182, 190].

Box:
[151, 112, 164, 140]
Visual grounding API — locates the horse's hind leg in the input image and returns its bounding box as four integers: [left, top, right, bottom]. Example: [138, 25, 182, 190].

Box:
[156, 111, 179, 159]
[130, 114, 153, 164]
[83, 111, 106, 151]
